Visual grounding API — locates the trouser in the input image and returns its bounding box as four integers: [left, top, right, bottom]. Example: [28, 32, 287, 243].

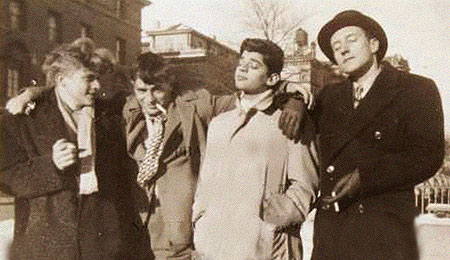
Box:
[140, 210, 192, 260]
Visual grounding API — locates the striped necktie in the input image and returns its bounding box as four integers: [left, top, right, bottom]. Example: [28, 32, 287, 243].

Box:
[353, 82, 364, 108]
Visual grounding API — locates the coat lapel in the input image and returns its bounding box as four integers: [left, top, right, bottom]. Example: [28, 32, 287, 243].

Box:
[347, 64, 404, 138]
[326, 64, 405, 162]
[161, 102, 181, 148]
[32, 91, 71, 148]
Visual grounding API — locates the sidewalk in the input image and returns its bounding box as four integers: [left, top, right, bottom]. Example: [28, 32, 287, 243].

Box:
[0, 212, 316, 260]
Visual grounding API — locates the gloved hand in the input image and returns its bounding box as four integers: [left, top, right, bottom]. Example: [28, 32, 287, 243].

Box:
[284, 81, 314, 109]
[322, 169, 361, 205]
[278, 97, 305, 141]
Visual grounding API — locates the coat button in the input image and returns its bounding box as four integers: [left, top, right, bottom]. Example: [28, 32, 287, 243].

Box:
[358, 204, 364, 214]
[329, 176, 334, 181]
[374, 131, 382, 140]
[326, 165, 335, 173]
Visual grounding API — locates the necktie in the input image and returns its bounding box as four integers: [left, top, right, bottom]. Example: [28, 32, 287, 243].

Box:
[353, 82, 364, 108]
[137, 114, 166, 197]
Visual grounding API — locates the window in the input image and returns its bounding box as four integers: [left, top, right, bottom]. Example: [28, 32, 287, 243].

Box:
[9, 1, 24, 30]
[116, 38, 126, 65]
[7, 67, 20, 98]
[48, 11, 61, 43]
[80, 23, 91, 38]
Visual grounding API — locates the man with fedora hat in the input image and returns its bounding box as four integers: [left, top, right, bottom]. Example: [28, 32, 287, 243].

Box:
[304, 10, 445, 260]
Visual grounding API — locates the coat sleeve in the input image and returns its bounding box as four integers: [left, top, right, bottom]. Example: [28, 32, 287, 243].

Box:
[191, 119, 220, 224]
[0, 114, 71, 198]
[212, 94, 236, 116]
[357, 78, 445, 198]
[122, 97, 147, 164]
[285, 141, 319, 222]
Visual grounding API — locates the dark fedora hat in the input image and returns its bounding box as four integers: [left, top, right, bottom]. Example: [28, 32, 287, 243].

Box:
[318, 10, 388, 64]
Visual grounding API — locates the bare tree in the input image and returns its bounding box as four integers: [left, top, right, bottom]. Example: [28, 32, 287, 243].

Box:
[240, 0, 311, 50]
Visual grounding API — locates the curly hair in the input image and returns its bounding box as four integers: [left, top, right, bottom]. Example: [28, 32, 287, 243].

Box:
[42, 37, 115, 88]
[239, 38, 284, 76]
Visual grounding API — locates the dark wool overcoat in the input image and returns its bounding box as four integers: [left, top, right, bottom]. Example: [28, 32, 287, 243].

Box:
[1, 90, 149, 260]
[311, 63, 445, 260]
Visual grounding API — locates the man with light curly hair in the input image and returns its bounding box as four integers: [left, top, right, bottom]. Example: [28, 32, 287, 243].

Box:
[0, 38, 147, 260]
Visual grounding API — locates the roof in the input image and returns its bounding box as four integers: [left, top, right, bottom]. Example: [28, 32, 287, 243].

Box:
[143, 24, 238, 54]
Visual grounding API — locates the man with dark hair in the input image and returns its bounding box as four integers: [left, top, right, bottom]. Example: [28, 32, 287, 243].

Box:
[301, 10, 445, 260]
[124, 47, 311, 259]
[6, 44, 307, 260]
[0, 38, 145, 260]
[192, 38, 318, 260]
[123, 52, 235, 259]
[239, 38, 285, 80]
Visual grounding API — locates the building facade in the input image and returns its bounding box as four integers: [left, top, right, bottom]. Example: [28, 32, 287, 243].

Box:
[142, 24, 239, 95]
[0, 0, 149, 107]
[282, 28, 345, 96]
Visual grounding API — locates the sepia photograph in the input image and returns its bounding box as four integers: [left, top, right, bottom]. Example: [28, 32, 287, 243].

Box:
[1, 0, 449, 259]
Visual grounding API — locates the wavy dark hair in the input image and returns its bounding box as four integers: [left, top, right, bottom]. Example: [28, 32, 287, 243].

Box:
[239, 38, 284, 76]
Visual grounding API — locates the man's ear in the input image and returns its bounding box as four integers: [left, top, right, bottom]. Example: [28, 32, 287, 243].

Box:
[55, 73, 64, 86]
[369, 38, 380, 55]
[266, 73, 280, 87]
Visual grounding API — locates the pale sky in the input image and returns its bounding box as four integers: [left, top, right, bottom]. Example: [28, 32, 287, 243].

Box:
[143, 0, 450, 137]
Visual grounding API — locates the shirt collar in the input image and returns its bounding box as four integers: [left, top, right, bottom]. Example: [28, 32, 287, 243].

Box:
[352, 65, 382, 98]
[236, 89, 274, 113]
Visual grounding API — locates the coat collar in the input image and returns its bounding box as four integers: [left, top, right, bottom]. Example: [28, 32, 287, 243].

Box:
[35, 90, 113, 139]
[35, 90, 70, 141]
[325, 63, 406, 163]
[125, 90, 198, 153]
[347, 63, 404, 137]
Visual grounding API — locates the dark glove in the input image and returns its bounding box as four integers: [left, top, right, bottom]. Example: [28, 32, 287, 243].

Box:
[278, 97, 305, 141]
[322, 169, 361, 205]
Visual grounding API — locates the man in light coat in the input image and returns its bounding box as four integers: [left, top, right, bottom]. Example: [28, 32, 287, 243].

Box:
[192, 38, 318, 260]
[124, 51, 307, 259]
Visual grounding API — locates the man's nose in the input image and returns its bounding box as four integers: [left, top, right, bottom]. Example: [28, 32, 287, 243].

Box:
[144, 91, 156, 103]
[91, 80, 101, 92]
[340, 43, 350, 56]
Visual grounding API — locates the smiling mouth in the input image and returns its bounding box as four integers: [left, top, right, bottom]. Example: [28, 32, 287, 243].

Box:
[343, 57, 354, 63]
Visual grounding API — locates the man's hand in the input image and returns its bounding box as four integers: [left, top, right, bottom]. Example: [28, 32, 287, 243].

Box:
[279, 98, 305, 141]
[285, 82, 314, 110]
[6, 90, 33, 115]
[322, 169, 361, 205]
[263, 194, 301, 228]
[52, 139, 78, 170]
[6, 87, 44, 115]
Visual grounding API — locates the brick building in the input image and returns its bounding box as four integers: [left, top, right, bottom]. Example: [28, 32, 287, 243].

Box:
[282, 28, 345, 95]
[0, 0, 150, 107]
[142, 24, 239, 95]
